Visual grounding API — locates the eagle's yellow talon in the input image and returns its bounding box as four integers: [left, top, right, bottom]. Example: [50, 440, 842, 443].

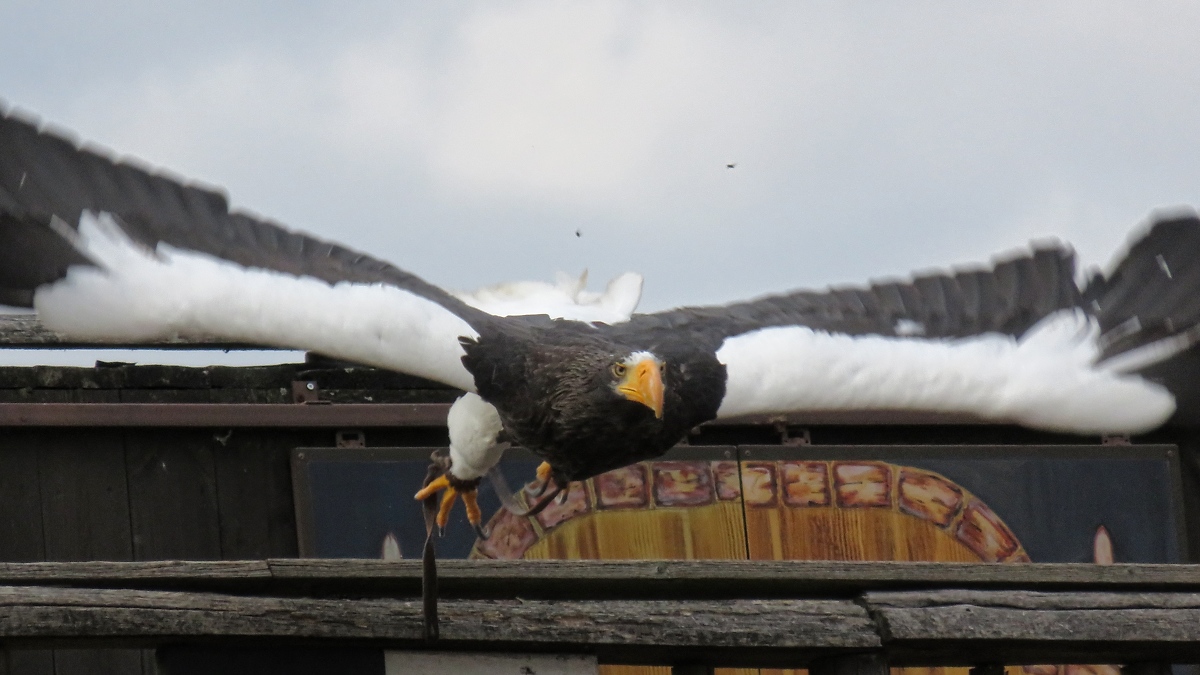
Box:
[437, 488, 458, 529]
[414, 475, 451, 501]
[415, 471, 486, 537]
[461, 489, 482, 528]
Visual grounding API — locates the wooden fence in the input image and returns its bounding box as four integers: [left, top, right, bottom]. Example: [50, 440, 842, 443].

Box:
[0, 560, 1192, 670]
[1, 317, 1199, 674]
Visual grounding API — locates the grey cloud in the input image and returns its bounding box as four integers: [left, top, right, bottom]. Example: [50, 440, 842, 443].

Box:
[2, 1, 1198, 314]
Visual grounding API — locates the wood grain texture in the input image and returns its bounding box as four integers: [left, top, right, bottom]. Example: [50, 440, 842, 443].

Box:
[0, 586, 876, 664]
[0, 431, 46, 563]
[867, 589, 1200, 662]
[521, 502, 748, 562]
[213, 432, 301, 559]
[0, 560, 1194, 595]
[34, 432, 144, 675]
[126, 431, 221, 561]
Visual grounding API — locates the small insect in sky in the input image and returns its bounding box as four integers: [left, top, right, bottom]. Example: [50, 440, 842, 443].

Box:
[726, 163, 736, 169]
[575, 229, 582, 237]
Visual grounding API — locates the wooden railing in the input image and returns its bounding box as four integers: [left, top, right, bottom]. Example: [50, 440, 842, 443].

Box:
[0, 559, 1195, 671]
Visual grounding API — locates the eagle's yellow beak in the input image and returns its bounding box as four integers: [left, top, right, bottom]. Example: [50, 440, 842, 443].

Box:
[617, 357, 664, 419]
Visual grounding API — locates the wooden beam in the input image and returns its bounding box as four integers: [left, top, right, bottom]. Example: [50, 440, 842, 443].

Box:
[868, 588, 1200, 663]
[0, 560, 1198, 597]
[0, 585, 877, 668]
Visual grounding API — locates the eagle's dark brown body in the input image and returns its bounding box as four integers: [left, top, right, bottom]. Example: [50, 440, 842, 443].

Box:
[462, 319, 727, 483]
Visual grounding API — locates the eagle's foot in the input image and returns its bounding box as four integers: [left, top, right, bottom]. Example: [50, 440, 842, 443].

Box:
[531, 461, 554, 498]
[414, 472, 486, 538]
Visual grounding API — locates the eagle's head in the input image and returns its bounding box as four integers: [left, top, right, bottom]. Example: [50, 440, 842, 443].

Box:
[540, 343, 667, 428]
[607, 350, 665, 419]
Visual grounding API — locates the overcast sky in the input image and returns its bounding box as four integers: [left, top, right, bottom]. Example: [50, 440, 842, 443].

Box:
[3, 2, 1200, 363]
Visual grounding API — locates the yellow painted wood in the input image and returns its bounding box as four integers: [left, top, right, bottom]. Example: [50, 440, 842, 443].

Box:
[523, 501, 748, 561]
[744, 508, 982, 563]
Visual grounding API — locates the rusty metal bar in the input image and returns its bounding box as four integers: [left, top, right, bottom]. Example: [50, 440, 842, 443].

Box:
[0, 403, 995, 428]
[0, 403, 452, 427]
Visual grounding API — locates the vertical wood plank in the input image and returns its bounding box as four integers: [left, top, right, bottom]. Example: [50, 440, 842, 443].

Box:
[37, 429, 142, 675]
[126, 430, 221, 560]
[38, 429, 133, 562]
[0, 431, 57, 674]
[7, 650, 54, 675]
[0, 430, 46, 561]
[214, 431, 301, 559]
[53, 650, 143, 675]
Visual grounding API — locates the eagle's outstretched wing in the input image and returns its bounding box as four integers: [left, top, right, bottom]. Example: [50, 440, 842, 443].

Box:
[0, 107, 501, 390]
[610, 214, 1200, 432]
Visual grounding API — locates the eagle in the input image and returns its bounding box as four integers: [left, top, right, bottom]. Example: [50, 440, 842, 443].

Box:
[3, 106, 1200, 535]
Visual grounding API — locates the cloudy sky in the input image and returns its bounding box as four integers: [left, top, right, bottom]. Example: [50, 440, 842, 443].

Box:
[3, 2, 1200, 361]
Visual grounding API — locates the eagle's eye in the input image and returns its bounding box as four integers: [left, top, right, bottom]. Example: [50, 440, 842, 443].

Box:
[612, 363, 627, 378]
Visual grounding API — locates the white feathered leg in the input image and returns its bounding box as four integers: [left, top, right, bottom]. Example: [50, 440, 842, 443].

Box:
[414, 393, 507, 534]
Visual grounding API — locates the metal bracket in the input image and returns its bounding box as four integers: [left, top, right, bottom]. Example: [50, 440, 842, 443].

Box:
[336, 430, 366, 448]
[1102, 434, 1131, 446]
[292, 380, 320, 404]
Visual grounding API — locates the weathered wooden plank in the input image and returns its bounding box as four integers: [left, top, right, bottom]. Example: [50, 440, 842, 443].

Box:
[0, 586, 877, 667]
[0, 431, 46, 562]
[6, 650, 54, 675]
[53, 648, 143, 675]
[0, 561, 269, 585]
[37, 430, 133, 563]
[125, 431, 222, 561]
[868, 589, 1200, 662]
[0, 315, 260, 349]
[264, 559, 1200, 597]
[35, 430, 144, 675]
[0, 432, 55, 674]
[213, 432, 301, 559]
[0, 560, 1197, 598]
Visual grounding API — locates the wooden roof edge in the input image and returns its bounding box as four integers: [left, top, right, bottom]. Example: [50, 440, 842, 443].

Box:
[0, 314, 272, 349]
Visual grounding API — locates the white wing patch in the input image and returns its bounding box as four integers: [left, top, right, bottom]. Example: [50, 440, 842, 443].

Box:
[716, 309, 1175, 434]
[34, 213, 478, 391]
[454, 270, 642, 323]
